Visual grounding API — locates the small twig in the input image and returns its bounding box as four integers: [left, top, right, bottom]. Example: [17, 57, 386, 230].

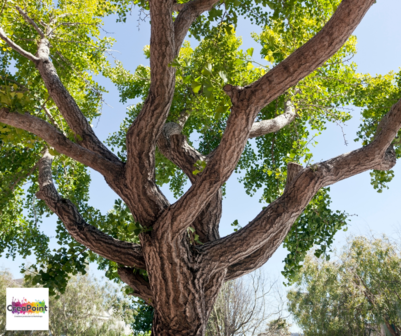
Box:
[43, 105, 61, 130]
[137, 7, 150, 30]
[0, 0, 7, 18]
[32, 197, 38, 228]
[9, 160, 40, 193]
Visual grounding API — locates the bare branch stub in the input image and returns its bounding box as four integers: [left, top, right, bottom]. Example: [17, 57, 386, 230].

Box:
[249, 99, 297, 138]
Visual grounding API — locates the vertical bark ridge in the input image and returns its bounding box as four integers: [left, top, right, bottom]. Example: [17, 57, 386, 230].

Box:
[125, 0, 176, 226]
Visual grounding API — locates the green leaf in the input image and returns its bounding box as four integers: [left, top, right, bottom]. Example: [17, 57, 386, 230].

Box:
[192, 83, 202, 93]
[246, 47, 254, 57]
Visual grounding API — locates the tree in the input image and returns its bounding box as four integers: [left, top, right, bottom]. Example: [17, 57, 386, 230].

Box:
[260, 318, 291, 336]
[206, 271, 285, 336]
[1, 0, 401, 334]
[287, 236, 401, 336]
[0, 269, 134, 335]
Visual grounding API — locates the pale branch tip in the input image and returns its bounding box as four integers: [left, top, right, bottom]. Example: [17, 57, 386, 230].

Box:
[249, 99, 297, 138]
[0, 26, 39, 63]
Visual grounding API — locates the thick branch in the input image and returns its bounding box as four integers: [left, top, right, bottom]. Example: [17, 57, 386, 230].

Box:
[157, 123, 221, 242]
[155, 0, 377, 240]
[172, 3, 185, 11]
[226, 163, 302, 280]
[35, 150, 146, 269]
[192, 189, 222, 242]
[173, 0, 220, 56]
[0, 107, 121, 178]
[118, 267, 153, 306]
[249, 100, 297, 138]
[158, 122, 206, 182]
[124, 0, 176, 225]
[239, 0, 375, 112]
[35, 38, 120, 164]
[0, 27, 39, 62]
[200, 96, 401, 271]
[225, 243, 276, 281]
[284, 162, 303, 193]
[8, 6, 120, 164]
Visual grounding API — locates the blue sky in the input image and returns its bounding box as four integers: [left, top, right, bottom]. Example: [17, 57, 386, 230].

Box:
[2, 0, 401, 332]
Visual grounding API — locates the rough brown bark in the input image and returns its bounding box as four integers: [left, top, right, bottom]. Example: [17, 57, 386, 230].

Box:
[0, 107, 121, 178]
[0, 0, 396, 335]
[118, 267, 153, 305]
[35, 150, 145, 269]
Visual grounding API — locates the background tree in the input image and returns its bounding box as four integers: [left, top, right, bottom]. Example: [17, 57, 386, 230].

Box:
[206, 271, 285, 336]
[1, 0, 401, 334]
[260, 318, 291, 336]
[0, 269, 134, 335]
[287, 236, 401, 336]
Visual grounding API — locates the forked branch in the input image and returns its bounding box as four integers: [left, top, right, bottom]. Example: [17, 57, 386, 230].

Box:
[156, 101, 296, 243]
[1, 7, 120, 165]
[35, 150, 146, 269]
[200, 96, 401, 272]
[157, 123, 221, 242]
[155, 0, 377, 240]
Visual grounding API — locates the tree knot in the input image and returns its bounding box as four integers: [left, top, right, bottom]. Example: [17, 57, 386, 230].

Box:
[374, 145, 396, 171]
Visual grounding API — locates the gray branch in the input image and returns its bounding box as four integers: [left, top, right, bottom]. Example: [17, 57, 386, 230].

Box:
[0, 27, 39, 63]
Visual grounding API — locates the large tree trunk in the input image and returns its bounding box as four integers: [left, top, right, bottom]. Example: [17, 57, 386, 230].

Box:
[142, 232, 225, 336]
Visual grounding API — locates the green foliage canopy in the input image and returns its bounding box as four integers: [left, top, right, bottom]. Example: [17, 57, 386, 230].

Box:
[288, 236, 401, 335]
[0, 0, 401, 296]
